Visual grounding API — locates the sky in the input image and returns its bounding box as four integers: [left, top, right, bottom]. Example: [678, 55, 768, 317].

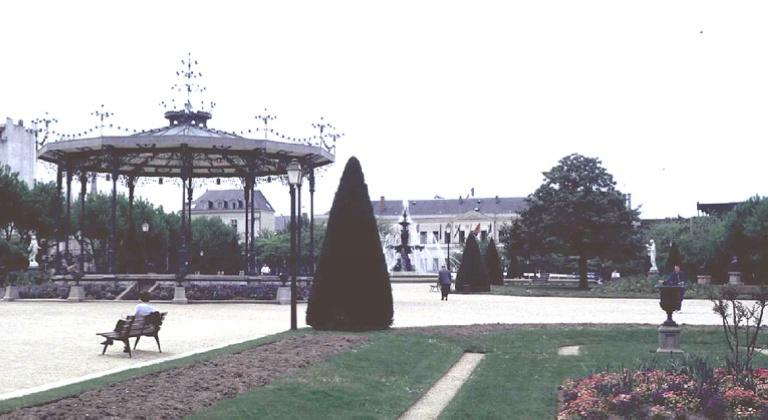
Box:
[2, 0, 768, 219]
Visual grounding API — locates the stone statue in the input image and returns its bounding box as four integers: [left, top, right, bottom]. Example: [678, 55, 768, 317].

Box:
[647, 239, 658, 274]
[28, 233, 39, 269]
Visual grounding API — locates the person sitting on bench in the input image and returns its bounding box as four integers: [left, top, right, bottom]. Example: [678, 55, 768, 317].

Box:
[101, 291, 155, 352]
[134, 290, 155, 317]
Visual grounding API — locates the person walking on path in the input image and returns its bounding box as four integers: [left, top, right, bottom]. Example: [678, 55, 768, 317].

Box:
[438, 265, 452, 301]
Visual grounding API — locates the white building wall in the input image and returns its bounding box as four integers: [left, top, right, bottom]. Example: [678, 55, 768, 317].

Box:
[190, 210, 276, 242]
[0, 118, 36, 186]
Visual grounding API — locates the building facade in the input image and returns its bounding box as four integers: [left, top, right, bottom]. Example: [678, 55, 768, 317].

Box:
[190, 189, 276, 241]
[0, 118, 36, 186]
[317, 195, 527, 271]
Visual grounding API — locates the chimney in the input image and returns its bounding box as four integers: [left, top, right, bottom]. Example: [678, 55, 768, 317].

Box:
[379, 196, 385, 212]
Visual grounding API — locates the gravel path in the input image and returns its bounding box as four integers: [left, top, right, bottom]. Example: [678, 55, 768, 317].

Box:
[0, 284, 723, 397]
[0, 335, 367, 420]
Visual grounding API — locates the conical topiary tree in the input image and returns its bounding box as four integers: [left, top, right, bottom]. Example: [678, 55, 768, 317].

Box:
[306, 157, 393, 331]
[486, 238, 504, 286]
[665, 242, 682, 273]
[455, 234, 490, 293]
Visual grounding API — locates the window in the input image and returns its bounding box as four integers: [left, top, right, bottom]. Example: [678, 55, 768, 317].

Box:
[419, 232, 427, 245]
[459, 231, 466, 244]
[207, 201, 213, 210]
[238, 200, 243, 209]
[481, 230, 488, 242]
[230, 219, 238, 230]
[217, 201, 224, 209]
[432, 231, 439, 243]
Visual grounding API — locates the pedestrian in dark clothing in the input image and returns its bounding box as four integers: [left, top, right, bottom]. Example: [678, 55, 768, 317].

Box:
[663, 264, 686, 308]
[438, 265, 452, 301]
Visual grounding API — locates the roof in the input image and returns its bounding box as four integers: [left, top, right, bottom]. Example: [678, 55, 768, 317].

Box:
[365, 196, 526, 218]
[37, 111, 335, 178]
[697, 201, 741, 216]
[192, 189, 274, 212]
[407, 197, 526, 216]
[370, 200, 406, 217]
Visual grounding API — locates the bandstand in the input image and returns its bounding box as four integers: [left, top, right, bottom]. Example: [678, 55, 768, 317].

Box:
[37, 97, 335, 288]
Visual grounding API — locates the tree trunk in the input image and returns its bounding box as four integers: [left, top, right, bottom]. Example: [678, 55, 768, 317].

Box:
[578, 254, 588, 290]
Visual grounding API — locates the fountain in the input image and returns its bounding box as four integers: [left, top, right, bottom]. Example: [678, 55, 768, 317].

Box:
[388, 209, 424, 271]
[381, 206, 447, 276]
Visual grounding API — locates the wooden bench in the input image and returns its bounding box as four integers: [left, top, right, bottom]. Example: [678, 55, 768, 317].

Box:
[97, 312, 167, 357]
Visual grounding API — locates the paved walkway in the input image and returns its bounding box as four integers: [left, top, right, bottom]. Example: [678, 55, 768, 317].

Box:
[0, 284, 723, 397]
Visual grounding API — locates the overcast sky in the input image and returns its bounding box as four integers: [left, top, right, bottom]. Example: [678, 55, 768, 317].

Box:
[3, 0, 767, 219]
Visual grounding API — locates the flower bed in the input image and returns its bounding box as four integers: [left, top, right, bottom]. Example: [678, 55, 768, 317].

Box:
[125, 284, 312, 301]
[558, 368, 768, 419]
[16, 282, 127, 300]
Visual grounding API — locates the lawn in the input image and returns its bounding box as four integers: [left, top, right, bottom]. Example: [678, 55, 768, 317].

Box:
[193, 325, 741, 419]
[1, 324, 755, 419]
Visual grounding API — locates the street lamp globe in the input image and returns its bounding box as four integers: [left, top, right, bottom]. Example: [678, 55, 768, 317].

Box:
[141, 221, 150, 233]
[286, 159, 302, 186]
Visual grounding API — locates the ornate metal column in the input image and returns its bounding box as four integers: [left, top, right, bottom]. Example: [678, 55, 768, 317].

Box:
[297, 178, 302, 275]
[78, 170, 87, 273]
[309, 167, 315, 275]
[64, 162, 73, 264]
[127, 176, 136, 272]
[186, 178, 193, 253]
[178, 145, 191, 278]
[249, 176, 256, 273]
[242, 175, 251, 274]
[108, 147, 119, 274]
[55, 166, 63, 273]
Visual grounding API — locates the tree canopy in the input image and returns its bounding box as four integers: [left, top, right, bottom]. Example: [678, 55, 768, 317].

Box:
[520, 154, 643, 288]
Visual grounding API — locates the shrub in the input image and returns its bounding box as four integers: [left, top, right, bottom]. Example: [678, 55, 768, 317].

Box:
[485, 238, 504, 286]
[456, 234, 489, 293]
[306, 157, 393, 331]
[17, 283, 69, 299]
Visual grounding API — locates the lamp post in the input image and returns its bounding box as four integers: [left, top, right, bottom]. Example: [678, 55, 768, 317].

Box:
[141, 221, 150, 273]
[286, 159, 302, 331]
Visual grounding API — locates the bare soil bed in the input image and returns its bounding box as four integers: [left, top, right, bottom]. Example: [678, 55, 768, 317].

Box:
[1, 334, 367, 420]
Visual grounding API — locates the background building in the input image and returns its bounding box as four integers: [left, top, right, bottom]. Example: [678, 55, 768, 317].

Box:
[191, 189, 276, 240]
[0, 117, 36, 186]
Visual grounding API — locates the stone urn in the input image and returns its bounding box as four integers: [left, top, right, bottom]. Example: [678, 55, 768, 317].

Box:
[657, 284, 683, 326]
[656, 284, 684, 353]
[697, 275, 712, 285]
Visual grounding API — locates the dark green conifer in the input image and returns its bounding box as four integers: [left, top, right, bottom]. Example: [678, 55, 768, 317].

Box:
[306, 157, 393, 330]
[455, 234, 490, 293]
[486, 238, 504, 286]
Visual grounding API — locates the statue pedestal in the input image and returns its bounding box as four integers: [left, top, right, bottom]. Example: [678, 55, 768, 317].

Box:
[697, 275, 712, 285]
[657, 325, 683, 353]
[172, 286, 188, 304]
[3, 286, 19, 301]
[648, 268, 659, 275]
[276, 286, 291, 305]
[67, 285, 85, 302]
[728, 272, 742, 285]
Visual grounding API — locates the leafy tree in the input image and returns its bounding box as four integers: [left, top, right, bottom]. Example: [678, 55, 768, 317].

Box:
[306, 157, 393, 331]
[499, 219, 529, 278]
[0, 165, 29, 241]
[486, 238, 504, 285]
[520, 154, 643, 289]
[456, 234, 489, 293]
[0, 238, 28, 284]
[188, 217, 241, 274]
[665, 242, 682, 273]
[721, 197, 768, 283]
[254, 218, 326, 274]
